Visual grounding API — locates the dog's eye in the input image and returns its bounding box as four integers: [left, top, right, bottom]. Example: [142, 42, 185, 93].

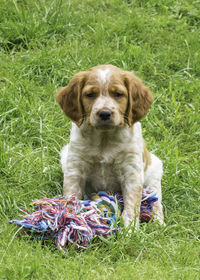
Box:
[113, 92, 124, 98]
[85, 92, 96, 98]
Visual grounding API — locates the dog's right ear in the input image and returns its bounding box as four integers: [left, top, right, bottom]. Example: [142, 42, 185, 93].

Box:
[55, 71, 87, 127]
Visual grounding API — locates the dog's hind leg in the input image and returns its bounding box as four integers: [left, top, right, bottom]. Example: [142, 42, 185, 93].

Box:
[144, 153, 165, 225]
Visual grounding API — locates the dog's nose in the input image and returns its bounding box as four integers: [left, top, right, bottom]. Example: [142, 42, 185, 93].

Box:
[98, 110, 112, 121]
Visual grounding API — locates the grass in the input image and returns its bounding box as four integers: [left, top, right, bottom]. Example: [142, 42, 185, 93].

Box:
[0, 0, 200, 279]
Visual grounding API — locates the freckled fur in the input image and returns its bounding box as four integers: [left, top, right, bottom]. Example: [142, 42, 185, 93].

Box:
[56, 64, 164, 228]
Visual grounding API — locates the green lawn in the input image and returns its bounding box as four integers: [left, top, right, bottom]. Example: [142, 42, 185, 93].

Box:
[0, 0, 200, 279]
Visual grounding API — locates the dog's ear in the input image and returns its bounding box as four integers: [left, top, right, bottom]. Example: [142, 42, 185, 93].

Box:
[55, 72, 87, 127]
[123, 71, 153, 126]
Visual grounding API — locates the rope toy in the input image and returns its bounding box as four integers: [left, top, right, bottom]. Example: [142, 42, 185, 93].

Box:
[9, 188, 158, 250]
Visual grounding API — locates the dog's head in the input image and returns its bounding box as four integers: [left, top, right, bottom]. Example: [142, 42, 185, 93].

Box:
[56, 65, 153, 128]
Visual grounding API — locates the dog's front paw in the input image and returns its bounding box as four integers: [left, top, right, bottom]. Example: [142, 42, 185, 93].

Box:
[122, 210, 139, 231]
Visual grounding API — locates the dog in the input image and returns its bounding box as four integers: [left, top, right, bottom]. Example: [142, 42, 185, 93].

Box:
[56, 64, 164, 229]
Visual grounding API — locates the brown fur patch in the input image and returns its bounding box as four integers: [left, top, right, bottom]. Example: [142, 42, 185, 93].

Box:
[123, 71, 154, 126]
[55, 71, 88, 126]
[143, 139, 152, 171]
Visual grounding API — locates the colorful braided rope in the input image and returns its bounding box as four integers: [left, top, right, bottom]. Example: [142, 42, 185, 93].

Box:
[9, 189, 158, 250]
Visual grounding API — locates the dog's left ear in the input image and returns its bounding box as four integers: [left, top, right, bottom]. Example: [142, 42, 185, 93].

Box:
[123, 71, 153, 126]
[55, 71, 87, 127]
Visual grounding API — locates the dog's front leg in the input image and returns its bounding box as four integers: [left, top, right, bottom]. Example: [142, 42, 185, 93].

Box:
[122, 184, 142, 230]
[121, 163, 143, 230]
[61, 145, 85, 199]
[63, 171, 83, 199]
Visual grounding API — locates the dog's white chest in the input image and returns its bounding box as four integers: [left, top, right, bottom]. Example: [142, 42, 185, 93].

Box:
[85, 160, 121, 193]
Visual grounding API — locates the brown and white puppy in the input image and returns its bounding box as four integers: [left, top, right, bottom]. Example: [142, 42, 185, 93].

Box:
[56, 64, 164, 229]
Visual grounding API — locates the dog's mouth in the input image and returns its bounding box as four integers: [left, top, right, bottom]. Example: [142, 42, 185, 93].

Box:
[89, 117, 125, 130]
[94, 120, 115, 130]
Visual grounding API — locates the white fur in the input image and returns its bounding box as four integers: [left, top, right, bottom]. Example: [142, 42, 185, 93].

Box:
[97, 69, 110, 88]
[60, 122, 164, 228]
